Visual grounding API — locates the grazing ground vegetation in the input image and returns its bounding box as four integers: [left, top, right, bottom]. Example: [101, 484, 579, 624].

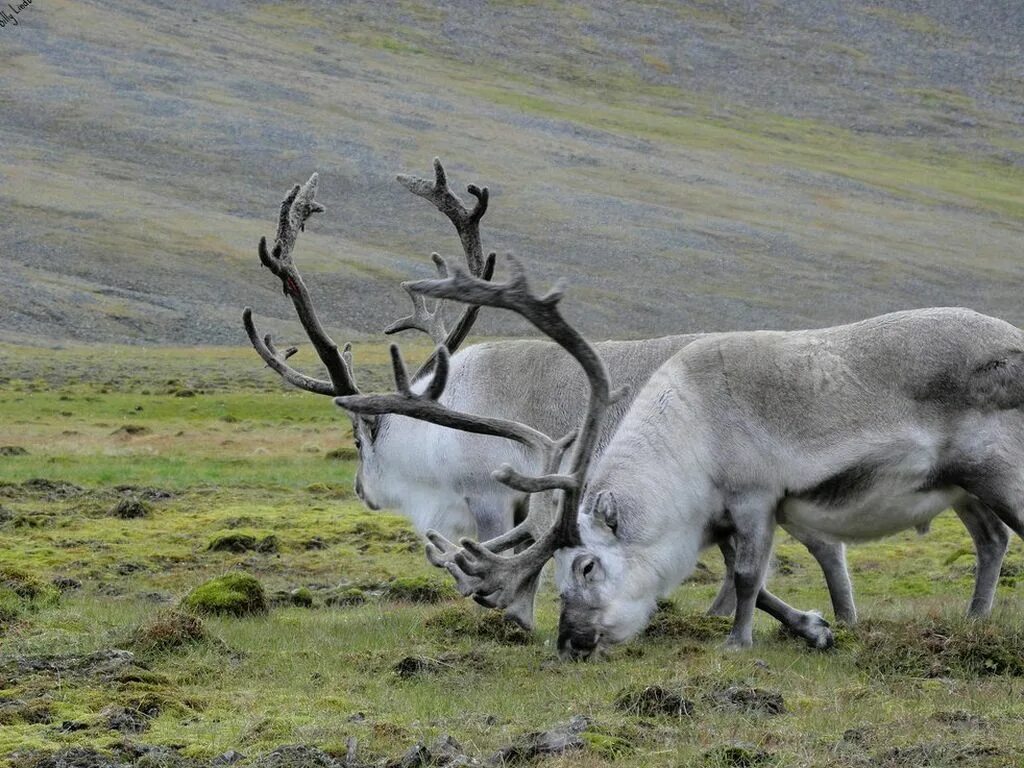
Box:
[1, 345, 1024, 767]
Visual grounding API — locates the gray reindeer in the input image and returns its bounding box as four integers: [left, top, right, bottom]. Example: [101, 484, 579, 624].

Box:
[242, 166, 861, 630]
[337, 253, 1014, 657]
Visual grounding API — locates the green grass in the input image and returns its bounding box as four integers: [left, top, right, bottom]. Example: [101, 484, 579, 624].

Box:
[2, 345, 1024, 766]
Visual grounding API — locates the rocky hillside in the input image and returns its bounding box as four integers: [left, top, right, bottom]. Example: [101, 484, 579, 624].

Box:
[1, 0, 1022, 347]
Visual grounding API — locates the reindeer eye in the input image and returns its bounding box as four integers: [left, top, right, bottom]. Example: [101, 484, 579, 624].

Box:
[582, 560, 595, 577]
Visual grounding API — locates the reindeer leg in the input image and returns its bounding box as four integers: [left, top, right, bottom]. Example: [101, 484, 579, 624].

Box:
[782, 525, 857, 625]
[726, 498, 776, 650]
[954, 497, 1010, 618]
[707, 538, 738, 617]
[755, 589, 834, 649]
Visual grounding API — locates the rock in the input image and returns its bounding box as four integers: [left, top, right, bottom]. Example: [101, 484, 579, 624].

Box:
[181, 573, 267, 617]
[103, 703, 154, 733]
[614, 684, 694, 718]
[52, 576, 83, 592]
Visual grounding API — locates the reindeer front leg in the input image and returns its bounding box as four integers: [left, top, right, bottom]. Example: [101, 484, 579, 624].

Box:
[725, 498, 776, 649]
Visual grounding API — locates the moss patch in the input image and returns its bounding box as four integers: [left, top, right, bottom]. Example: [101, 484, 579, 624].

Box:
[181, 572, 267, 617]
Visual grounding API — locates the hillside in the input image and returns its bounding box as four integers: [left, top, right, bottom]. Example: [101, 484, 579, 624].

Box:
[1, 0, 1023, 349]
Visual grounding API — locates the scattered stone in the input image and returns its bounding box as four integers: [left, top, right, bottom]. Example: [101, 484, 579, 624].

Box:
[181, 573, 267, 617]
[0, 446, 29, 456]
[52, 576, 83, 592]
[614, 685, 694, 718]
[486, 715, 590, 765]
[707, 686, 786, 716]
[111, 498, 151, 519]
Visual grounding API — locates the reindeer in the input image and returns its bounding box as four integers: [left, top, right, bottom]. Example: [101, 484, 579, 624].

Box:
[242, 165, 865, 629]
[337, 255, 1015, 656]
[244, 169, 1008, 637]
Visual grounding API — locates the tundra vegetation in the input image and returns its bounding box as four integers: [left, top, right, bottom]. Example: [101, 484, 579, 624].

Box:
[2, 344, 1024, 767]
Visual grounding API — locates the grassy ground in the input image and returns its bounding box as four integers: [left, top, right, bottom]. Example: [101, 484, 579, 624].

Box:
[2, 345, 1024, 767]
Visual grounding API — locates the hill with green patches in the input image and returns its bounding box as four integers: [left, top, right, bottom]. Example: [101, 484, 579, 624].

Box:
[2, 0, 1023, 350]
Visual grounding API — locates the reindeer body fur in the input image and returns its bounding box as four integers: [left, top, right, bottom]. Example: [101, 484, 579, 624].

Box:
[563, 308, 1020, 654]
[358, 333, 700, 542]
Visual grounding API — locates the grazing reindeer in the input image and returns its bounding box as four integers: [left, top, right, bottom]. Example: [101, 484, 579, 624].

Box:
[243, 166, 862, 629]
[245, 169, 1009, 638]
[339, 260, 1016, 655]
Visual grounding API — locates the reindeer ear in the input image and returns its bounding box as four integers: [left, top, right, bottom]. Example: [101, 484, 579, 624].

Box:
[591, 490, 618, 534]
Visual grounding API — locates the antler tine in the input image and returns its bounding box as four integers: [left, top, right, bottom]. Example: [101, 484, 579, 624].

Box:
[245, 173, 360, 397]
[396, 157, 488, 275]
[383, 253, 451, 345]
[243, 308, 335, 396]
[335, 343, 559, 454]
[395, 158, 496, 380]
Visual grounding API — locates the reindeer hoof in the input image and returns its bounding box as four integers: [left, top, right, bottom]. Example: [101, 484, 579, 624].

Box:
[724, 635, 753, 651]
[801, 611, 834, 650]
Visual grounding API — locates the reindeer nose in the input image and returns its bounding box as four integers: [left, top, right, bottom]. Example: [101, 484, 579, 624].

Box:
[558, 628, 600, 661]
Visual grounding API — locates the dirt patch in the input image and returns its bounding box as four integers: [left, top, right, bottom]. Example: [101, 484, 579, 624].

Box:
[3, 649, 142, 682]
[0, 445, 29, 456]
[208, 532, 280, 554]
[324, 587, 367, 607]
[252, 745, 343, 768]
[875, 743, 1002, 767]
[114, 485, 174, 501]
[706, 686, 786, 716]
[111, 424, 150, 437]
[930, 710, 989, 731]
[614, 684, 694, 718]
[4, 478, 83, 500]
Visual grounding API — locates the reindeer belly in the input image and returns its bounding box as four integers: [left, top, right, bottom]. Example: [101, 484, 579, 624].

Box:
[779, 487, 961, 541]
[777, 450, 965, 541]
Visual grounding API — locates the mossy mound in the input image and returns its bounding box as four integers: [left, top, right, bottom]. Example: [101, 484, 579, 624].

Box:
[383, 576, 458, 603]
[111, 497, 151, 519]
[856, 616, 1024, 678]
[702, 744, 775, 767]
[425, 605, 532, 645]
[644, 600, 731, 641]
[181, 573, 267, 617]
[0, 565, 60, 629]
[128, 608, 208, 656]
[207, 532, 279, 554]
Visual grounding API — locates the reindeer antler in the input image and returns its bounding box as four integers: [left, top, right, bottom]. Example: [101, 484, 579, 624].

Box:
[243, 173, 360, 397]
[337, 255, 622, 628]
[391, 158, 497, 379]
